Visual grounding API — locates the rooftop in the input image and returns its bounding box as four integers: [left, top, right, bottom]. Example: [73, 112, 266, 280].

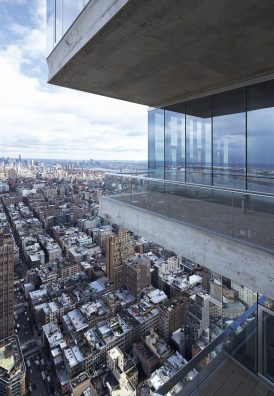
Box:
[66, 309, 89, 332]
[43, 322, 64, 348]
[64, 346, 85, 368]
[0, 336, 25, 384]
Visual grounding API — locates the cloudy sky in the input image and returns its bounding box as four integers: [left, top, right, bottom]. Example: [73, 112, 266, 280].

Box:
[0, 0, 147, 161]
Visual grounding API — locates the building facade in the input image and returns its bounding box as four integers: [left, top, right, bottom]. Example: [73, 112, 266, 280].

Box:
[124, 255, 151, 300]
[105, 229, 134, 290]
[0, 336, 26, 396]
[0, 229, 14, 340]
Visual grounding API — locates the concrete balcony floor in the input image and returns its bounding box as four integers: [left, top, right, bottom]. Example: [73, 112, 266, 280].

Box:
[196, 355, 274, 396]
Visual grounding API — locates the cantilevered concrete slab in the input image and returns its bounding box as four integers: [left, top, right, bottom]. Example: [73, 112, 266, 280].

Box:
[47, 0, 274, 107]
[99, 196, 274, 299]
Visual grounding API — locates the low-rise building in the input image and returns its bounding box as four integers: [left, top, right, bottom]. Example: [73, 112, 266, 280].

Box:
[106, 347, 136, 396]
[63, 346, 85, 378]
[143, 352, 197, 395]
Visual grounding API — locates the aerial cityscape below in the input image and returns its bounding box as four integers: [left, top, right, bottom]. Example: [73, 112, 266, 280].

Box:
[1, 1, 274, 395]
[0, 158, 267, 395]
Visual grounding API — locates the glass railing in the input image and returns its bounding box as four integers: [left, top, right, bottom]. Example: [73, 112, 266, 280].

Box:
[47, 0, 91, 54]
[156, 298, 260, 396]
[103, 173, 274, 253]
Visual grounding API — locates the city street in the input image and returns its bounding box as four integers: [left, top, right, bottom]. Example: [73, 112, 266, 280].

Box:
[14, 286, 56, 395]
[25, 353, 53, 396]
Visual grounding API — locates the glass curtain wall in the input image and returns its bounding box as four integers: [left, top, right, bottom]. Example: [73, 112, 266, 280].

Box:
[212, 88, 246, 189]
[247, 80, 274, 193]
[148, 109, 165, 179]
[258, 296, 274, 383]
[164, 103, 185, 182]
[186, 97, 212, 185]
[47, 0, 90, 54]
[148, 79, 274, 194]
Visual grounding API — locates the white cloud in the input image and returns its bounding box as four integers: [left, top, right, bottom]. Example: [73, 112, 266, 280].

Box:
[0, 0, 147, 160]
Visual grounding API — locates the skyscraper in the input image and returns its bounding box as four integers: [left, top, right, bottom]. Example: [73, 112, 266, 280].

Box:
[124, 254, 151, 300]
[185, 292, 210, 359]
[47, 1, 274, 391]
[105, 229, 134, 290]
[0, 228, 14, 340]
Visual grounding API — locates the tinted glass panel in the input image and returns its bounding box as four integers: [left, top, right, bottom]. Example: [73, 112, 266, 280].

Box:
[262, 310, 274, 383]
[186, 97, 212, 185]
[247, 81, 274, 193]
[56, 0, 62, 43]
[148, 109, 165, 179]
[63, 0, 85, 35]
[46, 0, 54, 53]
[213, 88, 246, 189]
[164, 103, 185, 181]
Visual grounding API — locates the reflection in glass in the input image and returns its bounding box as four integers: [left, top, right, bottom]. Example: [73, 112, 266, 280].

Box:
[213, 89, 246, 189]
[208, 271, 223, 342]
[259, 296, 274, 312]
[147, 79, 274, 195]
[247, 81, 274, 193]
[207, 272, 256, 343]
[46, 0, 54, 54]
[186, 97, 212, 185]
[148, 109, 165, 179]
[55, 0, 62, 44]
[164, 103, 185, 181]
[262, 310, 274, 383]
[62, 0, 86, 35]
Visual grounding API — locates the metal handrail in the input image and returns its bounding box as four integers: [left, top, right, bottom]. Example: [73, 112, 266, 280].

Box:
[156, 296, 265, 395]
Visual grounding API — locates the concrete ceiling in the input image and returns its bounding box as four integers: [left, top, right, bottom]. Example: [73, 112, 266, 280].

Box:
[47, 0, 274, 107]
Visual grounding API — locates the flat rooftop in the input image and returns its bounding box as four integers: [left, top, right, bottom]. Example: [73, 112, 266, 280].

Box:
[0, 336, 25, 384]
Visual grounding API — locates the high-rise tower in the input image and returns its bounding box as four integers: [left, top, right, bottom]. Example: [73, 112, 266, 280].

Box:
[0, 228, 14, 340]
[105, 229, 134, 290]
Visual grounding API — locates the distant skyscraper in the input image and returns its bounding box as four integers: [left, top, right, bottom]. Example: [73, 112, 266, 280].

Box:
[0, 229, 14, 340]
[105, 229, 134, 290]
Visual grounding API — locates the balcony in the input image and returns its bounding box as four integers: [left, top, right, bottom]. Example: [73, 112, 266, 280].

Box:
[99, 174, 274, 299]
[46, 1, 274, 106]
[46, 0, 91, 54]
[154, 299, 274, 395]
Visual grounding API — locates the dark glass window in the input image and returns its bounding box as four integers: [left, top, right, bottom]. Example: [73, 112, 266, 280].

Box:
[247, 80, 274, 193]
[164, 103, 185, 181]
[148, 109, 165, 179]
[186, 97, 212, 185]
[213, 88, 246, 189]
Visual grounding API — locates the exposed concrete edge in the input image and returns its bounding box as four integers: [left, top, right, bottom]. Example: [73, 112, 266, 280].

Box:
[153, 71, 274, 109]
[99, 197, 274, 299]
[47, 0, 129, 82]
